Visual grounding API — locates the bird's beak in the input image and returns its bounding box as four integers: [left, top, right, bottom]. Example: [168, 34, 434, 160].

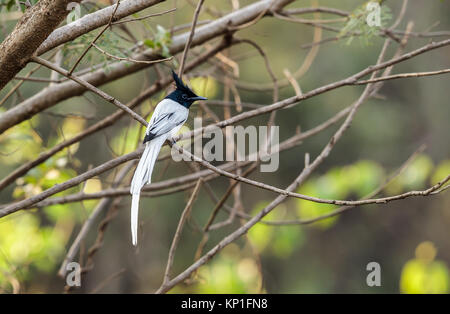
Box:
[189, 96, 207, 101]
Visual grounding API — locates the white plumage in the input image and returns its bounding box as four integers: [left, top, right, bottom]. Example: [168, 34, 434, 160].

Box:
[130, 98, 188, 246]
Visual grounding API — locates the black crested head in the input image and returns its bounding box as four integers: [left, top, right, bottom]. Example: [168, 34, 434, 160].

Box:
[166, 70, 207, 108]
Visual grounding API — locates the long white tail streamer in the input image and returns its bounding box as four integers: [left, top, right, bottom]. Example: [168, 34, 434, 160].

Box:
[130, 136, 166, 246]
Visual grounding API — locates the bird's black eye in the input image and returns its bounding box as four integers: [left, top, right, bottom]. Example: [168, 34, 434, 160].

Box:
[182, 94, 188, 99]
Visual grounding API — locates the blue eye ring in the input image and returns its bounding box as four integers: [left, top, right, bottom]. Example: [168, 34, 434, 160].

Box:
[182, 94, 188, 99]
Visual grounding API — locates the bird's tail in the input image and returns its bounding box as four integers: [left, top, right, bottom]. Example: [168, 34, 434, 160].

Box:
[131, 193, 140, 246]
[130, 137, 166, 245]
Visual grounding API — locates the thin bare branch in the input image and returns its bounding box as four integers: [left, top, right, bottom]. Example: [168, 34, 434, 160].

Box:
[111, 7, 177, 25]
[178, 0, 205, 78]
[92, 43, 173, 65]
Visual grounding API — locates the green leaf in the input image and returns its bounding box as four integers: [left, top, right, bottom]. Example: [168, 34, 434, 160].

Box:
[144, 39, 155, 48]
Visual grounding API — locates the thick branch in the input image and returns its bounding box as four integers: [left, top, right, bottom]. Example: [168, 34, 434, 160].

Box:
[0, 0, 82, 90]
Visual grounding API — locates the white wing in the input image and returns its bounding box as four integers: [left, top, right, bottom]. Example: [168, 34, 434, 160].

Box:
[144, 99, 188, 142]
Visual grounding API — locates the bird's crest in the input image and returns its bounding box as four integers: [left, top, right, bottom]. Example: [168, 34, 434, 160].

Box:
[172, 70, 194, 94]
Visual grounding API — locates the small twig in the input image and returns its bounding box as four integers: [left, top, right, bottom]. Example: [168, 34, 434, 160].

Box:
[283, 68, 302, 96]
[355, 68, 450, 85]
[92, 43, 173, 65]
[178, 0, 205, 79]
[0, 65, 40, 107]
[111, 8, 177, 25]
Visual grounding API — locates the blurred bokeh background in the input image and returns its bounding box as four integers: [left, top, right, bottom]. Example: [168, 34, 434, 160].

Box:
[0, 0, 449, 293]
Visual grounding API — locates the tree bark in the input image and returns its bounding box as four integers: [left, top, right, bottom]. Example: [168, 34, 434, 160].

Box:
[0, 0, 82, 90]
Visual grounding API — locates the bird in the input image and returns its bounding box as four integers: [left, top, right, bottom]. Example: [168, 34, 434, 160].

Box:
[129, 70, 207, 246]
